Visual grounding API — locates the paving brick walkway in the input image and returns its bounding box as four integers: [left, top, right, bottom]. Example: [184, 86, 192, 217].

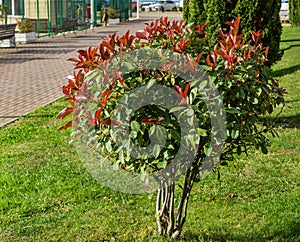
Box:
[0, 12, 182, 127]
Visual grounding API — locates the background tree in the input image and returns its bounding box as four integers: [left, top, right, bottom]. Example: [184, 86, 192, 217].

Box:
[0, 4, 9, 24]
[205, 0, 236, 43]
[290, 0, 300, 26]
[182, 0, 189, 22]
[183, 0, 282, 65]
[183, 0, 207, 26]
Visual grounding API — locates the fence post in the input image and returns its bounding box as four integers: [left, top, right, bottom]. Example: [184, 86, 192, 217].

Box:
[37, 0, 40, 38]
[22, 0, 24, 19]
[47, 0, 51, 36]
[3, 0, 7, 24]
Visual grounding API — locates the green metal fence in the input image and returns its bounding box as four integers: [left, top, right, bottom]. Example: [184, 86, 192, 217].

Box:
[1, 0, 131, 38]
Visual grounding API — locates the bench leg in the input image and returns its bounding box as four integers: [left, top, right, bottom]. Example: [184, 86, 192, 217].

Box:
[11, 36, 16, 48]
[11, 36, 18, 51]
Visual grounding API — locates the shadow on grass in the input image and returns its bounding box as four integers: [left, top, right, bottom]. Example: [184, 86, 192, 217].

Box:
[275, 114, 300, 129]
[281, 39, 300, 42]
[182, 221, 300, 241]
[273, 64, 300, 77]
[281, 44, 300, 52]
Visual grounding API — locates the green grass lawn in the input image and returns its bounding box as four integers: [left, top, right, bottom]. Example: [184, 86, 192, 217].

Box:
[0, 26, 299, 241]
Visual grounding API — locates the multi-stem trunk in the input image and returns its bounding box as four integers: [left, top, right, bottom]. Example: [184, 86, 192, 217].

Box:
[155, 167, 196, 239]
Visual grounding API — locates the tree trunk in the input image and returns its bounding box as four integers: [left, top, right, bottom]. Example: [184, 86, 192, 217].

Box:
[155, 167, 196, 239]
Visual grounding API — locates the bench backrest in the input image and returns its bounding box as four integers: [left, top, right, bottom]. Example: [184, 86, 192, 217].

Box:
[61, 19, 77, 29]
[0, 24, 17, 41]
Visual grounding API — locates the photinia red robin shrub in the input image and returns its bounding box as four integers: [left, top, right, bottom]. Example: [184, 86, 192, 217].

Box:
[58, 17, 286, 238]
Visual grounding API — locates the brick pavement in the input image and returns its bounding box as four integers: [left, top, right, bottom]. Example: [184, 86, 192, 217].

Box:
[0, 12, 182, 127]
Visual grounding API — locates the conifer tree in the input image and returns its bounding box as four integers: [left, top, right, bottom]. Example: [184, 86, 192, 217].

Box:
[290, 0, 300, 26]
[183, 0, 282, 64]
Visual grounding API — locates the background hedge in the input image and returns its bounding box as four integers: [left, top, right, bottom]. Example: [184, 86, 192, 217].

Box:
[290, 0, 300, 26]
[183, 0, 282, 65]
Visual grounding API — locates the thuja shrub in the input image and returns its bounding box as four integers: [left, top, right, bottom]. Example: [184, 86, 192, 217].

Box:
[183, 0, 207, 26]
[58, 17, 286, 238]
[290, 0, 300, 26]
[183, 0, 282, 65]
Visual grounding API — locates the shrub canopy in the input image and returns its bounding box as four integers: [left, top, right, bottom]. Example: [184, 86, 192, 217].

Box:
[59, 17, 286, 238]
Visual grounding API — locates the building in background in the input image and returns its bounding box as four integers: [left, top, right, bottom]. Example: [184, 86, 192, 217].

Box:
[0, 0, 132, 37]
[280, 0, 289, 21]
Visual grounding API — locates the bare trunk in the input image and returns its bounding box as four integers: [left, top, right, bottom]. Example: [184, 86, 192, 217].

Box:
[155, 166, 196, 239]
[156, 185, 163, 235]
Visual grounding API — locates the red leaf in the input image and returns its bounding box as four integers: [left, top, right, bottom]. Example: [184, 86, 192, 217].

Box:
[265, 47, 269, 60]
[104, 73, 110, 85]
[100, 89, 114, 98]
[75, 95, 88, 103]
[142, 118, 155, 124]
[101, 40, 114, 51]
[142, 117, 164, 125]
[102, 119, 120, 126]
[77, 49, 86, 56]
[136, 30, 149, 40]
[88, 119, 96, 126]
[183, 83, 190, 99]
[225, 17, 240, 36]
[68, 57, 80, 63]
[58, 120, 73, 131]
[194, 22, 206, 35]
[218, 28, 227, 39]
[251, 30, 263, 44]
[95, 108, 103, 121]
[195, 52, 203, 63]
[174, 85, 183, 96]
[57, 107, 74, 120]
[206, 52, 216, 69]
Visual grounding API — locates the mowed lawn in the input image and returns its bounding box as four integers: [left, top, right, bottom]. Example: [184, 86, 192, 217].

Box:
[0, 26, 299, 241]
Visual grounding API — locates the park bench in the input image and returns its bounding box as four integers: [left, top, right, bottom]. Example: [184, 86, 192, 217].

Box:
[51, 18, 77, 36]
[0, 24, 17, 47]
[76, 19, 91, 33]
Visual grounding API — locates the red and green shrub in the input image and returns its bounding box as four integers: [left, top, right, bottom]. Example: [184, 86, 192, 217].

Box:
[58, 17, 286, 238]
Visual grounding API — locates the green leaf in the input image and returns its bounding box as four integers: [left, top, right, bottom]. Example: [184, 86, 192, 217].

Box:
[170, 76, 175, 85]
[119, 150, 124, 164]
[198, 80, 208, 91]
[170, 129, 181, 143]
[256, 87, 262, 96]
[157, 160, 167, 169]
[146, 78, 156, 90]
[197, 128, 207, 137]
[131, 120, 140, 132]
[169, 106, 186, 113]
[189, 88, 198, 103]
[261, 144, 268, 154]
[153, 144, 161, 158]
[204, 144, 212, 156]
[186, 109, 194, 117]
[105, 140, 112, 152]
[129, 130, 138, 139]
[231, 129, 239, 139]
[155, 125, 166, 140]
[226, 107, 239, 114]
[252, 98, 259, 104]
[149, 125, 155, 136]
